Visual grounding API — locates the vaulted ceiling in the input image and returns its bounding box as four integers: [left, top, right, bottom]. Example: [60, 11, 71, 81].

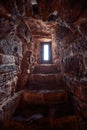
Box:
[0, 0, 87, 22]
[0, 0, 87, 39]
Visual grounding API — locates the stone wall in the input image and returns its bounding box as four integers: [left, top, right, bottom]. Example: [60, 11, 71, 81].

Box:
[0, 35, 21, 97]
[0, 1, 36, 120]
[56, 19, 87, 129]
[0, 92, 22, 120]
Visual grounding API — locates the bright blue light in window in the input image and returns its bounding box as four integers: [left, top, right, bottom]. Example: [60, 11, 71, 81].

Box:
[44, 45, 49, 61]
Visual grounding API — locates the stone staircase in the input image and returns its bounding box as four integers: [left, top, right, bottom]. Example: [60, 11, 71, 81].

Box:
[4, 64, 79, 130]
[28, 64, 65, 90]
[5, 90, 79, 130]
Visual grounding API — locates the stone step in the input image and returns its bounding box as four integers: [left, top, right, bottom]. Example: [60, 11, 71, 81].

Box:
[13, 103, 75, 121]
[13, 91, 74, 119]
[29, 73, 65, 90]
[30, 73, 64, 85]
[30, 74, 59, 84]
[4, 115, 79, 130]
[22, 90, 68, 104]
[53, 115, 78, 130]
[33, 64, 59, 74]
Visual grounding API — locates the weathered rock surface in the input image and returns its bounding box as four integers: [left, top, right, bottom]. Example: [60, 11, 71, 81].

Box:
[0, 0, 36, 121]
[0, 0, 87, 129]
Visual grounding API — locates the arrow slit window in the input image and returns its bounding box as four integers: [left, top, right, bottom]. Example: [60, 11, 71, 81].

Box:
[40, 42, 52, 63]
[43, 44, 49, 61]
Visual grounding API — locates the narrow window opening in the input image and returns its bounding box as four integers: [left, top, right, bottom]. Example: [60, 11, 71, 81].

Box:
[40, 42, 52, 64]
[43, 45, 49, 61]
